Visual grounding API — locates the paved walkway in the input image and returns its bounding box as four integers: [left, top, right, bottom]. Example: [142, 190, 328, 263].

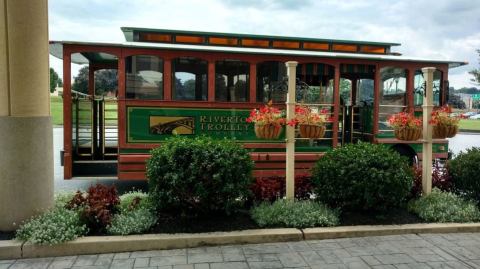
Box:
[3, 233, 480, 268]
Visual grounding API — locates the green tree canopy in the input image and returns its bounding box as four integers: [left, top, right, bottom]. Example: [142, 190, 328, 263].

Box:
[469, 49, 480, 85]
[72, 66, 118, 95]
[49, 67, 62, 93]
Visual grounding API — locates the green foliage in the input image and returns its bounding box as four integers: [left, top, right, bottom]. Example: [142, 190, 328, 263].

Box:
[147, 136, 254, 215]
[50, 67, 62, 93]
[118, 191, 150, 213]
[54, 191, 77, 208]
[72, 66, 118, 95]
[469, 49, 480, 85]
[449, 147, 480, 201]
[408, 188, 480, 222]
[16, 207, 87, 245]
[312, 142, 413, 211]
[250, 200, 339, 228]
[106, 208, 157, 235]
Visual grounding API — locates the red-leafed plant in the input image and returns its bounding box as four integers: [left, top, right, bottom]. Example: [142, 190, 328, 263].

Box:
[411, 162, 452, 198]
[66, 184, 120, 232]
[251, 175, 313, 202]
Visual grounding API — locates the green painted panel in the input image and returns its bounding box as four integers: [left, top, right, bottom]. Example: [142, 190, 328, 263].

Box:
[126, 106, 332, 152]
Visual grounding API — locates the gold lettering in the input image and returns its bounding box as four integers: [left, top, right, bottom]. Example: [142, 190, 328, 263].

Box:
[200, 116, 207, 123]
[207, 123, 213, 130]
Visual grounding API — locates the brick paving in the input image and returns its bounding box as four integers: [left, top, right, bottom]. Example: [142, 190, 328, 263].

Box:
[3, 233, 480, 268]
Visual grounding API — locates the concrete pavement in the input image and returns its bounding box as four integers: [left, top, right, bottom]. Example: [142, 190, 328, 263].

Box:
[3, 233, 480, 268]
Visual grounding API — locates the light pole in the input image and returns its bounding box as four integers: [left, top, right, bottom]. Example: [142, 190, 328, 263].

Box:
[285, 61, 298, 199]
[421, 67, 435, 195]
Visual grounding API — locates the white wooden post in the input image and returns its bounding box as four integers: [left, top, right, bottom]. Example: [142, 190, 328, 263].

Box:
[422, 67, 435, 195]
[286, 61, 298, 200]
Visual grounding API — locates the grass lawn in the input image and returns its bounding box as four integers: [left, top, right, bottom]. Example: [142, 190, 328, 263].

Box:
[50, 96, 117, 126]
[459, 119, 480, 131]
[50, 96, 63, 125]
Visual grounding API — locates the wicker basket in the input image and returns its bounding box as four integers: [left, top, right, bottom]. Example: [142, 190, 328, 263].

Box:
[394, 127, 422, 141]
[254, 124, 282, 139]
[299, 124, 326, 139]
[433, 124, 458, 139]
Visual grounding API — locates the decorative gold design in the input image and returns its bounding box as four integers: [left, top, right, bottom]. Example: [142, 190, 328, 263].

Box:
[150, 116, 195, 135]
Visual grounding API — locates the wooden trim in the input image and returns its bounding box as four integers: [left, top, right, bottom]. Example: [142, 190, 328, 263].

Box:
[373, 63, 381, 141]
[63, 48, 72, 179]
[117, 55, 127, 157]
[208, 61, 215, 102]
[407, 67, 414, 112]
[88, 67, 95, 96]
[118, 171, 146, 180]
[249, 62, 257, 103]
[163, 59, 172, 100]
[332, 64, 340, 147]
[123, 99, 270, 108]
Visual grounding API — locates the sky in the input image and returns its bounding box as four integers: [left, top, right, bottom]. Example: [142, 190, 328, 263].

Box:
[48, 0, 480, 89]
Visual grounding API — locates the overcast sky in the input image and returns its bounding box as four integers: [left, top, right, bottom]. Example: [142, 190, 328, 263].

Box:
[49, 0, 480, 89]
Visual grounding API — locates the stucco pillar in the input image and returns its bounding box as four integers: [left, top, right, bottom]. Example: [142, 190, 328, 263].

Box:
[0, 0, 53, 231]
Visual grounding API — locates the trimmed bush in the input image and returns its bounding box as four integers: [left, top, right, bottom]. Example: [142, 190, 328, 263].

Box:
[54, 191, 77, 208]
[118, 191, 150, 213]
[16, 207, 87, 245]
[250, 200, 339, 228]
[107, 207, 157, 235]
[312, 142, 413, 211]
[147, 136, 254, 215]
[408, 188, 480, 222]
[449, 147, 480, 201]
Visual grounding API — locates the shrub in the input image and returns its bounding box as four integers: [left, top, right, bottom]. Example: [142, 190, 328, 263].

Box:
[66, 184, 120, 232]
[411, 162, 452, 198]
[106, 207, 158, 235]
[250, 200, 339, 228]
[251, 175, 312, 202]
[408, 188, 480, 222]
[312, 142, 413, 211]
[16, 207, 87, 245]
[118, 191, 150, 212]
[147, 136, 254, 215]
[449, 147, 480, 201]
[54, 191, 77, 208]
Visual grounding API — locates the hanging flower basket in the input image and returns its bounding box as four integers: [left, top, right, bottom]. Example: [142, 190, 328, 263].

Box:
[430, 105, 459, 139]
[433, 124, 458, 139]
[299, 124, 326, 139]
[246, 101, 286, 140]
[388, 112, 422, 141]
[394, 127, 422, 141]
[289, 105, 331, 139]
[254, 123, 283, 139]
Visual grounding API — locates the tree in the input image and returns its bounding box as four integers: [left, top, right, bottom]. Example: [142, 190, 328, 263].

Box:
[448, 91, 466, 109]
[72, 66, 118, 95]
[49, 67, 62, 93]
[469, 49, 480, 85]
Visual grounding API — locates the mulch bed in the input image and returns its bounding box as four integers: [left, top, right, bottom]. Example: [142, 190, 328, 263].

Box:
[340, 208, 423, 226]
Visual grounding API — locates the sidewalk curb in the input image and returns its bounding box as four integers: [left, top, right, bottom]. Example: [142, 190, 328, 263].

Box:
[2, 228, 302, 259]
[2, 223, 480, 259]
[302, 223, 480, 240]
